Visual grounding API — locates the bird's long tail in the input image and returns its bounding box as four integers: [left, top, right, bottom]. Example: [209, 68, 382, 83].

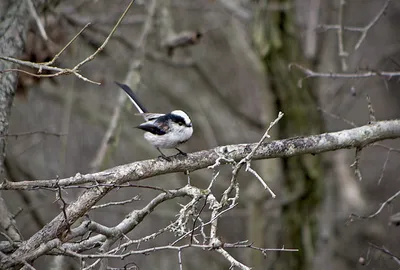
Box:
[115, 81, 148, 113]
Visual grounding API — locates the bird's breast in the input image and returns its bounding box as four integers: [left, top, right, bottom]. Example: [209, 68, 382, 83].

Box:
[144, 126, 193, 149]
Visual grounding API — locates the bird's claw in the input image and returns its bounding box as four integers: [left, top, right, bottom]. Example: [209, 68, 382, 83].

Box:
[158, 155, 172, 162]
[175, 148, 187, 156]
[175, 152, 187, 157]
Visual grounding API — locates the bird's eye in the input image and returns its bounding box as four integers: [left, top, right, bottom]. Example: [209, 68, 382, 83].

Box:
[178, 122, 183, 126]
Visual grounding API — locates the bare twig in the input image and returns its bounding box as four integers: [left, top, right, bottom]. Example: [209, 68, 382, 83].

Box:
[319, 0, 390, 51]
[0, 193, 22, 242]
[337, 0, 348, 71]
[215, 248, 250, 270]
[366, 95, 376, 123]
[27, 0, 48, 41]
[73, 0, 136, 71]
[0, 23, 95, 83]
[178, 248, 183, 270]
[90, 0, 156, 172]
[59, 241, 295, 259]
[170, 203, 237, 246]
[91, 195, 140, 209]
[290, 63, 400, 88]
[43, 23, 91, 68]
[0, 0, 136, 85]
[317, 107, 357, 127]
[353, 0, 390, 50]
[55, 181, 70, 232]
[369, 242, 400, 265]
[351, 190, 400, 220]
[6, 130, 66, 138]
[190, 195, 208, 245]
[240, 112, 284, 198]
[377, 149, 390, 185]
[350, 147, 362, 181]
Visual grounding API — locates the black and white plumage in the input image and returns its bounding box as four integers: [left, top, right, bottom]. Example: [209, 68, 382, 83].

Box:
[115, 82, 193, 159]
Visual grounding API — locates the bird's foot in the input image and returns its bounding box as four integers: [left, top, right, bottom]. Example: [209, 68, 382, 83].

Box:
[156, 148, 172, 161]
[175, 148, 187, 157]
[158, 154, 172, 161]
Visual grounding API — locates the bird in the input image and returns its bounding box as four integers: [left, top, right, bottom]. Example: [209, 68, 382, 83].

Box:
[115, 82, 193, 160]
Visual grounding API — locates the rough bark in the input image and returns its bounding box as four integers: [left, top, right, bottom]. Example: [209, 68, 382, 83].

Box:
[0, 0, 31, 244]
[253, 0, 324, 269]
[0, 0, 59, 261]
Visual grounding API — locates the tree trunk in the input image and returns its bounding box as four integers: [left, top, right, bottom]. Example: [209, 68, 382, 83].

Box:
[253, 1, 324, 269]
[0, 0, 31, 244]
[0, 0, 59, 260]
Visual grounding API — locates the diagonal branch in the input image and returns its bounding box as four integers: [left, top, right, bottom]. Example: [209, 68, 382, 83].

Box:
[0, 0, 137, 85]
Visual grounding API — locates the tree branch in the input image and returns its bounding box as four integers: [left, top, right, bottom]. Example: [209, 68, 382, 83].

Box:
[2, 119, 400, 191]
[1, 119, 400, 268]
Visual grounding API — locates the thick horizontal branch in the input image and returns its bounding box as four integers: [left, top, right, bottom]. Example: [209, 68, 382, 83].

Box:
[1, 120, 400, 268]
[2, 120, 400, 191]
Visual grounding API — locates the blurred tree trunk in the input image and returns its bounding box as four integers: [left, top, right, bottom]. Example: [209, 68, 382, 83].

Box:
[253, 1, 324, 269]
[0, 0, 59, 248]
[0, 0, 32, 244]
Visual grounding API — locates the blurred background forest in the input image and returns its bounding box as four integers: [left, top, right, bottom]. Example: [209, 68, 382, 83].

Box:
[1, 0, 400, 269]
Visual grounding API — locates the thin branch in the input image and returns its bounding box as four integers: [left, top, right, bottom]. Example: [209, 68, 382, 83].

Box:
[369, 242, 400, 265]
[72, 0, 136, 71]
[246, 165, 276, 197]
[0, 0, 136, 85]
[42, 23, 92, 67]
[0, 23, 94, 82]
[27, 0, 48, 41]
[91, 196, 140, 209]
[178, 248, 183, 270]
[290, 63, 400, 88]
[170, 203, 237, 246]
[215, 248, 250, 270]
[366, 95, 376, 123]
[377, 149, 391, 185]
[350, 147, 362, 181]
[353, 0, 390, 50]
[318, 107, 357, 128]
[60, 240, 295, 270]
[6, 130, 66, 138]
[351, 190, 400, 220]
[0, 193, 22, 242]
[337, 0, 348, 71]
[239, 112, 284, 198]
[318, 0, 390, 51]
[190, 195, 208, 245]
[89, 0, 156, 172]
[55, 181, 70, 233]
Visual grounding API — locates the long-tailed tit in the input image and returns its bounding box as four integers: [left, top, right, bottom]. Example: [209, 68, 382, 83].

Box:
[115, 82, 193, 160]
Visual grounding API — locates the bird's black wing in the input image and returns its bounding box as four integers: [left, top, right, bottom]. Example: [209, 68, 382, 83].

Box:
[136, 122, 167, 135]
